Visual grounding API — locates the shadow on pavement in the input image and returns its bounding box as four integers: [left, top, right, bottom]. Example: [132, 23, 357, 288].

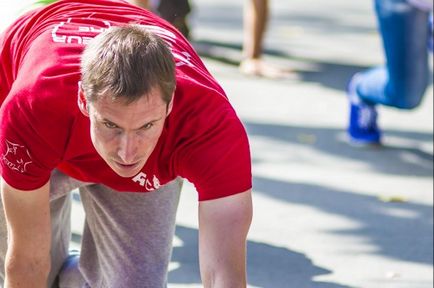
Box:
[244, 121, 433, 267]
[193, 2, 376, 37]
[71, 223, 351, 287]
[297, 61, 433, 92]
[169, 225, 351, 288]
[195, 39, 433, 93]
[194, 39, 374, 91]
[245, 122, 433, 178]
[253, 176, 433, 266]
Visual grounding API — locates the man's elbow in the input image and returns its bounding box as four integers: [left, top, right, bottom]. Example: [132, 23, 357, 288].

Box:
[202, 273, 247, 288]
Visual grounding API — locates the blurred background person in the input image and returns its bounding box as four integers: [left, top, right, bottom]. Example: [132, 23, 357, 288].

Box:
[130, 0, 191, 38]
[347, 0, 433, 145]
[239, 0, 288, 78]
[129, 0, 151, 9]
[132, 0, 287, 77]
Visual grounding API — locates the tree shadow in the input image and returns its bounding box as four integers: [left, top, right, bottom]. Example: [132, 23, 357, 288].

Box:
[245, 122, 433, 178]
[192, 2, 376, 36]
[253, 176, 433, 266]
[168, 225, 352, 288]
[193, 37, 376, 93]
[68, 206, 350, 287]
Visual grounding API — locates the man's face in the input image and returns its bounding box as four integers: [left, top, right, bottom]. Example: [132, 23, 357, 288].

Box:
[85, 87, 172, 178]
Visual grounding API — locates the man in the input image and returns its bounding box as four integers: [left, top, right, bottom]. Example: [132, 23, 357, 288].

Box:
[0, 0, 252, 287]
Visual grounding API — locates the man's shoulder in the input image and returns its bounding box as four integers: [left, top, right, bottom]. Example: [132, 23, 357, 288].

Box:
[4, 63, 80, 124]
[167, 74, 240, 143]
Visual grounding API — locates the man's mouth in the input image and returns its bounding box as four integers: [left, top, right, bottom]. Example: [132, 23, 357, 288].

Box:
[114, 161, 140, 169]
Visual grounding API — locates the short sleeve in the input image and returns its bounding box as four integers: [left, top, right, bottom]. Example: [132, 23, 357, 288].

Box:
[0, 82, 67, 190]
[176, 107, 252, 201]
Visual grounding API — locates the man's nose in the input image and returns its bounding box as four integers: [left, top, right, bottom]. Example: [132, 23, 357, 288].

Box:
[117, 133, 138, 163]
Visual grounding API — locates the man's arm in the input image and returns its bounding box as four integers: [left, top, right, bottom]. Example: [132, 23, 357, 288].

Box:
[198, 190, 253, 288]
[1, 178, 51, 288]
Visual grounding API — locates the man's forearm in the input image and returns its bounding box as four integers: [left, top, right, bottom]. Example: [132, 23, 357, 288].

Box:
[1, 180, 52, 288]
[199, 191, 252, 288]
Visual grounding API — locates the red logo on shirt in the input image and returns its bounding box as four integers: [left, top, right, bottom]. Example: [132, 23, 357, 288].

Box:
[1, 140, 33, 173]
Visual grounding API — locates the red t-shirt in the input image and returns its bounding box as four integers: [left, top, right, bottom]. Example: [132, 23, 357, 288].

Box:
[0, 0, 251, 201]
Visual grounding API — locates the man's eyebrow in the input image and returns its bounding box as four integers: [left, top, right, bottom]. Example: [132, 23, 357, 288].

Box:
[137, 117, 164, 129]
[101, 116, 164, 130]
[101, 118, 119, 127]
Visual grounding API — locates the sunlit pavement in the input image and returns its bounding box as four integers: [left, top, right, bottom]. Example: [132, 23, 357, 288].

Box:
[1, 1, 433, 287]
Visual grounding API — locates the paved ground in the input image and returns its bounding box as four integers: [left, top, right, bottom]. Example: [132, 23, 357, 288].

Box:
[1, 1, 433, 287]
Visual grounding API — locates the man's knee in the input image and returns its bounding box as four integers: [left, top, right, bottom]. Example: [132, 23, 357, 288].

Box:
[393, 84, 428, 109]
[57, 252, 87, 288]
[388, 75, 429, 109]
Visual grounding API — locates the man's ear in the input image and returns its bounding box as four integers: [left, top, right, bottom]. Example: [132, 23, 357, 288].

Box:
[77, 84, 89, 117]
[166, 92, 175, 116]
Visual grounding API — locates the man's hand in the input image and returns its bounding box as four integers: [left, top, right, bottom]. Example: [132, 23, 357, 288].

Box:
[198, 190, 253, 288]
[1, 178, 51, 288]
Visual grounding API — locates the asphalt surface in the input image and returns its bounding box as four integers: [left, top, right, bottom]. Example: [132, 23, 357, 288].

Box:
[1, 1, 433, 287]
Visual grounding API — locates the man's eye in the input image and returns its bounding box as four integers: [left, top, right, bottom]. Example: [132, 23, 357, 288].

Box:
[142, 123, 154, 130]
[104, 122, 117, 129]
